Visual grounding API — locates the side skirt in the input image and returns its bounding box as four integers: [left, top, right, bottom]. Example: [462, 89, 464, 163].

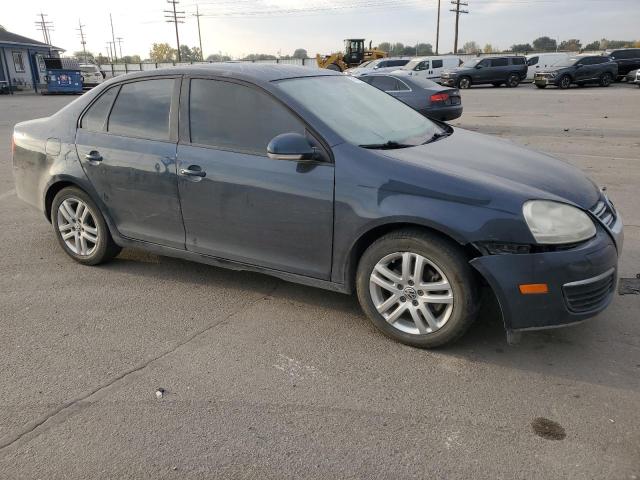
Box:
[113, 234, 351, 295]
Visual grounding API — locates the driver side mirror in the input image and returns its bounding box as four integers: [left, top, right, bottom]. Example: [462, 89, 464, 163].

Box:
[267, 133, 318, 162]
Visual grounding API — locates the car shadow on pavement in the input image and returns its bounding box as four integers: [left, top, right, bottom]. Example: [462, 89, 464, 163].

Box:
[103, 247, 639, 394]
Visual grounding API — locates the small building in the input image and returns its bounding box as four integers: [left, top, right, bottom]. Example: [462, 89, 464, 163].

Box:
[0, 27, 64, 91]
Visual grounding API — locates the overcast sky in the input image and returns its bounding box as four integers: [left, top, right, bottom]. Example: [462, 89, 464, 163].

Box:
[4, 0, 639, 59]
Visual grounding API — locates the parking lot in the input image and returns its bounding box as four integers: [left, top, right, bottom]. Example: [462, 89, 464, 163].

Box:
[0, 83, 638, 479]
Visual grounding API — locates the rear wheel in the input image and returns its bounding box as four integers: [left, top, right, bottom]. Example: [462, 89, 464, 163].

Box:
[599, 72, 613, 87]
[505, 74, 520, 88]
[51, 187, 121, 265]
[457, 76, 471, 89]
[535, 84, 547, 89]
[356, 229, 479, 348]
[559, 75, 572, 89]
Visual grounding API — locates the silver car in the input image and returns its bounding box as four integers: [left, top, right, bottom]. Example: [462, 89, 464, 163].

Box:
[346, 57, 410, 76]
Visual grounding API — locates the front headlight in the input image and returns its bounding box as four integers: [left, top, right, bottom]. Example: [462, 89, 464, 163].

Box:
[523, 200, 596, 244]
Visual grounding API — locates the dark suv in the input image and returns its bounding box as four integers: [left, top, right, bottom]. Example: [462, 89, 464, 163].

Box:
[606, 48, 640, 79]
[534, 55, 618, 89]
[440, 56, 527, 89]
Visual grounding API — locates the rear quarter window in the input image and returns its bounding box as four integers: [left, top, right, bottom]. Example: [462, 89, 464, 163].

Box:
[80, 87, 119, 132]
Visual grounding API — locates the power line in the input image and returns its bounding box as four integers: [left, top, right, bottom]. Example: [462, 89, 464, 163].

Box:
[193, 4, 204, 61]
[165, 0, 186, 62]
[450, 0, 469, 54]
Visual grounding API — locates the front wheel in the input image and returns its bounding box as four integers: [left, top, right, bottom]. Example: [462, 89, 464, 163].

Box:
[51, 187, 121, 265]
[457, 76, 471, 89]
[600, 72, 613, 87]
[558, 75, 572, 89]
[505, 74, 520, 88]
[356, 229, 479, 348]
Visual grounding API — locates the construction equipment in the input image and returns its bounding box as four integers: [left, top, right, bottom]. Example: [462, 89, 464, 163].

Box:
[316, 39, 387, 72]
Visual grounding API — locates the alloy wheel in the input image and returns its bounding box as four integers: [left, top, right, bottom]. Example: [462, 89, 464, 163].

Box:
[369, 252, 454, 335]
[57, 198, 99, 256]
[458, 77, 471, 89]
[560, 76, 571, 89]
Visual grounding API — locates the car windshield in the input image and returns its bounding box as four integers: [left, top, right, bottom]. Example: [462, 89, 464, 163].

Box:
[358, 60, 373, 69]
[554, 57, 580, 67]
[276, 75, 443, 147]
[401, 59, 423, 70]
[462, 58, 482, 68]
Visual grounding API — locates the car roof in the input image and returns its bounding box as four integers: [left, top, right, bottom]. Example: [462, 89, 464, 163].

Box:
[359, 71, 441, 89]
[108, 63, 340, 84]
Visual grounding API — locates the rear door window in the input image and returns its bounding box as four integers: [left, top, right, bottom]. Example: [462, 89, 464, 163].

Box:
[491, 58, 509, 67]
[189, 79, 305, 154]
[81, 86, 119, 132]
[108, 79, 174, 141]
[431, 59, 443, 68]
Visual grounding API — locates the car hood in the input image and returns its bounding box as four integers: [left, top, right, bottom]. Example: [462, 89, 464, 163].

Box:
[442, 68, 466, 75]
[537, 66, 572, 74]
[377, 128, 600, 210]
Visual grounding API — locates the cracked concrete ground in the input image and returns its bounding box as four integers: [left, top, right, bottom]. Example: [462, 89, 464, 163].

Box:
[1, 83, 639, 479]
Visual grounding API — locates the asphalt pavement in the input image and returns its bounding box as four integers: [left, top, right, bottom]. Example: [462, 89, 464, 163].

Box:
[0, 82, 638, 479]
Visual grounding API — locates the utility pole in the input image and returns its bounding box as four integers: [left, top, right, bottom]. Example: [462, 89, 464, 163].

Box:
[435, 0, 441, 55]
[450, 0, 469, 54]
[109, 13, 118, 63]
[193, 4, 204, 61]
[165, 0, 185, 62]
[35, 13, 53, 45]
[116, 37, 124, 60]
[77, 19, 87, 63]
[106, 42, 114, 63]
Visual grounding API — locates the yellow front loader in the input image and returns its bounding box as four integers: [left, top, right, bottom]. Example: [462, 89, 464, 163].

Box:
[316, 39, 387, 72]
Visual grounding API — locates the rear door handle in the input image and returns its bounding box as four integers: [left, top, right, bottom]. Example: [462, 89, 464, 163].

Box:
[85, 150, 102, 162]
[180, 165, 206, 177]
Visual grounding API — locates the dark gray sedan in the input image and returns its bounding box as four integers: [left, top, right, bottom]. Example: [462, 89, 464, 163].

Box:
[357, 72, 462, 121]
[12, 64, 622, 348]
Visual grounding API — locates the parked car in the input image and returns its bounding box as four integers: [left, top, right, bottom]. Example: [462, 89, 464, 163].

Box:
[440, 56, 527, 88]
[533, 55, 618, 89]
[397, 56, 461, 82]
[605, 48, 640, 79]
[625, 68, 640, 86]
[12, 64, 623, 348]
[358, 72, 462, 121]
[525, 53, 570, 82]
[79, 64, 106, 88]
[345, 57, 410, 75]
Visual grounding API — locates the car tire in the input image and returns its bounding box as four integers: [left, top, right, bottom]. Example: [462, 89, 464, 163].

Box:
[356, 229, 479, 348]
[535, 84, 547, 89]
[559, 75, 572, 89]
[327, 63, 342, 72]
[599, 73, 613, 87]
[51, 187, 121, 266]
[505, 74, 520, 88]
[457, 76, 472, 89]
[492, 82, 502, 87]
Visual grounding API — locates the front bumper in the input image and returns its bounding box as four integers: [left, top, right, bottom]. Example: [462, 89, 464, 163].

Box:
[470, 217, 623, 331]
[440, 78, 456, 87]
[534, 76, 557, 86]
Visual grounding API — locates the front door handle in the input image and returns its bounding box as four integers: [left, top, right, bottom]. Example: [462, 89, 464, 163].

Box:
[85, 150, 102, 162]
[180, 165, 206, 177]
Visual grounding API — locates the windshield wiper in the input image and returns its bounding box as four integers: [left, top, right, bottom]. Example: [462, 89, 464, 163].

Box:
[359, 141, 413, 150]
[423, 131, 451, 144]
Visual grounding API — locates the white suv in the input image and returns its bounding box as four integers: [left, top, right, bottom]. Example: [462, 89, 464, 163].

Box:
[79, 64, 105, 88]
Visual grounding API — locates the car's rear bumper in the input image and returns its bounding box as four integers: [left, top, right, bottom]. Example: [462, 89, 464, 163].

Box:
[419, 105, 463, 121]
[470, 217, 623, 331]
